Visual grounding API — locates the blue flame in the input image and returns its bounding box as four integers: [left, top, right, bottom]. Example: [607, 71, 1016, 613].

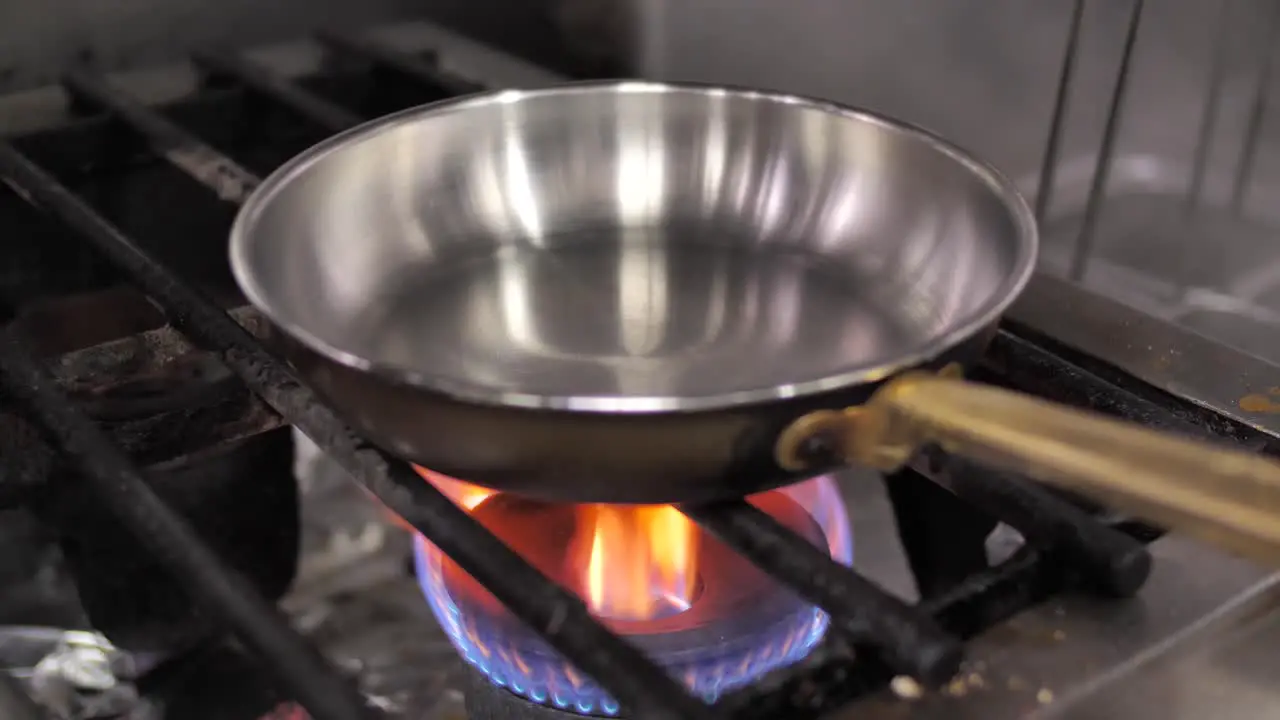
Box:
[415, 475, 853, 716]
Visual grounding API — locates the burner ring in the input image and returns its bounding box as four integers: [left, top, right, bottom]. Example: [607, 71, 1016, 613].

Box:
[465, 668, 599, 720]
[415, 476, 853, 715]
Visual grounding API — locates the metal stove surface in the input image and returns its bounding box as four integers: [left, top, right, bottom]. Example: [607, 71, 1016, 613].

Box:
[275, 249, 1280, 720]
[83, 443, 899, 720]
[277, 438, 914, 720]
[289, 438, 1280, 720]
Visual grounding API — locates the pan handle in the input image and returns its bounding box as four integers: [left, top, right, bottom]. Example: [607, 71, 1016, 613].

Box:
[776, 368, 1280, 565]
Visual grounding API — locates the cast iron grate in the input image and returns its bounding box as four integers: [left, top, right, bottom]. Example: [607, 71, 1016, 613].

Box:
[0, 27, 1249, 720]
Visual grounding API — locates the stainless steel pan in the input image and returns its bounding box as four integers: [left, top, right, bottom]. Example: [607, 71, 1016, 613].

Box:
[230, 81, 1280, 564]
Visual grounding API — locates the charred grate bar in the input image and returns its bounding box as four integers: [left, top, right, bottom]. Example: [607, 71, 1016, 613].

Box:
[0, 323, 377, 720]
[680, 500, 962, 685]
[0, 141, 723, 720]
[914, 449, 1151, 598]
[317, 31, 488, 96]
[61, 69, 261, 203]
[0, 307, 285, 509]
[919, 546, 1052, 638]
[192, 49, 363, 134]
[720, 549, 1054, 719]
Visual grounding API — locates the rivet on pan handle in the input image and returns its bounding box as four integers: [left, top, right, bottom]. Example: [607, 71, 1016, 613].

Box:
[776, 363, 964, 473]
[775, 364, 1280, 567]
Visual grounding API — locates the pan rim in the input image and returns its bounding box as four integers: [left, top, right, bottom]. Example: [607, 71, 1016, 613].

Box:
[229, 79, 1038, 414]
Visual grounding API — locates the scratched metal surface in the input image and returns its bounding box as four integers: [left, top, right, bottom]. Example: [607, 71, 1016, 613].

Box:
[832, 537, 1280, 720]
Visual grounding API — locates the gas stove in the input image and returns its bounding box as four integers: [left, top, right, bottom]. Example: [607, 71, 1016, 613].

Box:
[1, 17, 1279, 720]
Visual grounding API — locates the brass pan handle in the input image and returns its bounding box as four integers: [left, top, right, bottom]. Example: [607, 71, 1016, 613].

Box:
[777, 369, 1280, 565]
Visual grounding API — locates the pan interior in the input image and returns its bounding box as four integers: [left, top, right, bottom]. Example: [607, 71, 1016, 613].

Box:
[233, 83, 1034, 411]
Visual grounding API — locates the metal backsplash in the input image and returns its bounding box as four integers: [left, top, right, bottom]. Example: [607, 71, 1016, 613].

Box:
[635, 0, 1280, 365]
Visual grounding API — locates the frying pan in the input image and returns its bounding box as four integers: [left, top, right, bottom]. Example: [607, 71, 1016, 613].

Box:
[230, 81, 1280, 564]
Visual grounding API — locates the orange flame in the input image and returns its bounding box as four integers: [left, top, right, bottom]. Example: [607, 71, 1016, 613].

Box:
[410, 466, 700, 622]
[376, 466, 495, 532]
[578, 504, 699, 621]
[413, 465, 496, 511]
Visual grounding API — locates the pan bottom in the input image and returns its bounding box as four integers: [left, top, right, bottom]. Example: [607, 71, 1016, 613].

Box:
[345, 233, 977, 403]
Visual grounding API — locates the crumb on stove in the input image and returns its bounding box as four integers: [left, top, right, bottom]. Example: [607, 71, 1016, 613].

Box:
[941, 672, 988, 697]
[1052, 629, 1066, 641]
[1037, 688, 1055, 704]
[890, 676, 924, 700]
[945, 677, 968, 697]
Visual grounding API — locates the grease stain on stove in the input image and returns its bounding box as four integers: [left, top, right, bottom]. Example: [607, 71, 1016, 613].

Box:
[1237, 386, 1280, 413]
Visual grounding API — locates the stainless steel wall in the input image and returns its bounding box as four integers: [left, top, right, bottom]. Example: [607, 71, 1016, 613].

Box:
[633, 0, 1264, 178]
[631, 0, 1280, 361]
[2, 0, 1267, 175]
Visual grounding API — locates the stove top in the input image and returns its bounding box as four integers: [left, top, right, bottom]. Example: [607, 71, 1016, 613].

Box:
[1, 16, 1280, 720]
[115, 459, 883, 720]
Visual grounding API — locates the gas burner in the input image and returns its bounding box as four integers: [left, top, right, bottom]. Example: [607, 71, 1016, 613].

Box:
[413, 473, 852, 716]
[464, 669, 600, 720]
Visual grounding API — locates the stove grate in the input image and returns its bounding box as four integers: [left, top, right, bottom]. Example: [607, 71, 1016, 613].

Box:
[680, 500, 959, 685]
[0, 29, 1202, 720]
[0, 122, 723, 720]
[720, 547, 1053, 719]
[0, 322, 370, 720]
[62, 69, 262, 206]
[316, 32, 487, 97]
[192, 49, 362, 134]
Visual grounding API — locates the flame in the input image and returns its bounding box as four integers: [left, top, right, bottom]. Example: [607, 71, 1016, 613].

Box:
[578, 504, 699, 621]
[375, 466, 496, 533]
[410, 471, 853, 713]
[410, 466, 699, 622]
[413, 465, 496, 510]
